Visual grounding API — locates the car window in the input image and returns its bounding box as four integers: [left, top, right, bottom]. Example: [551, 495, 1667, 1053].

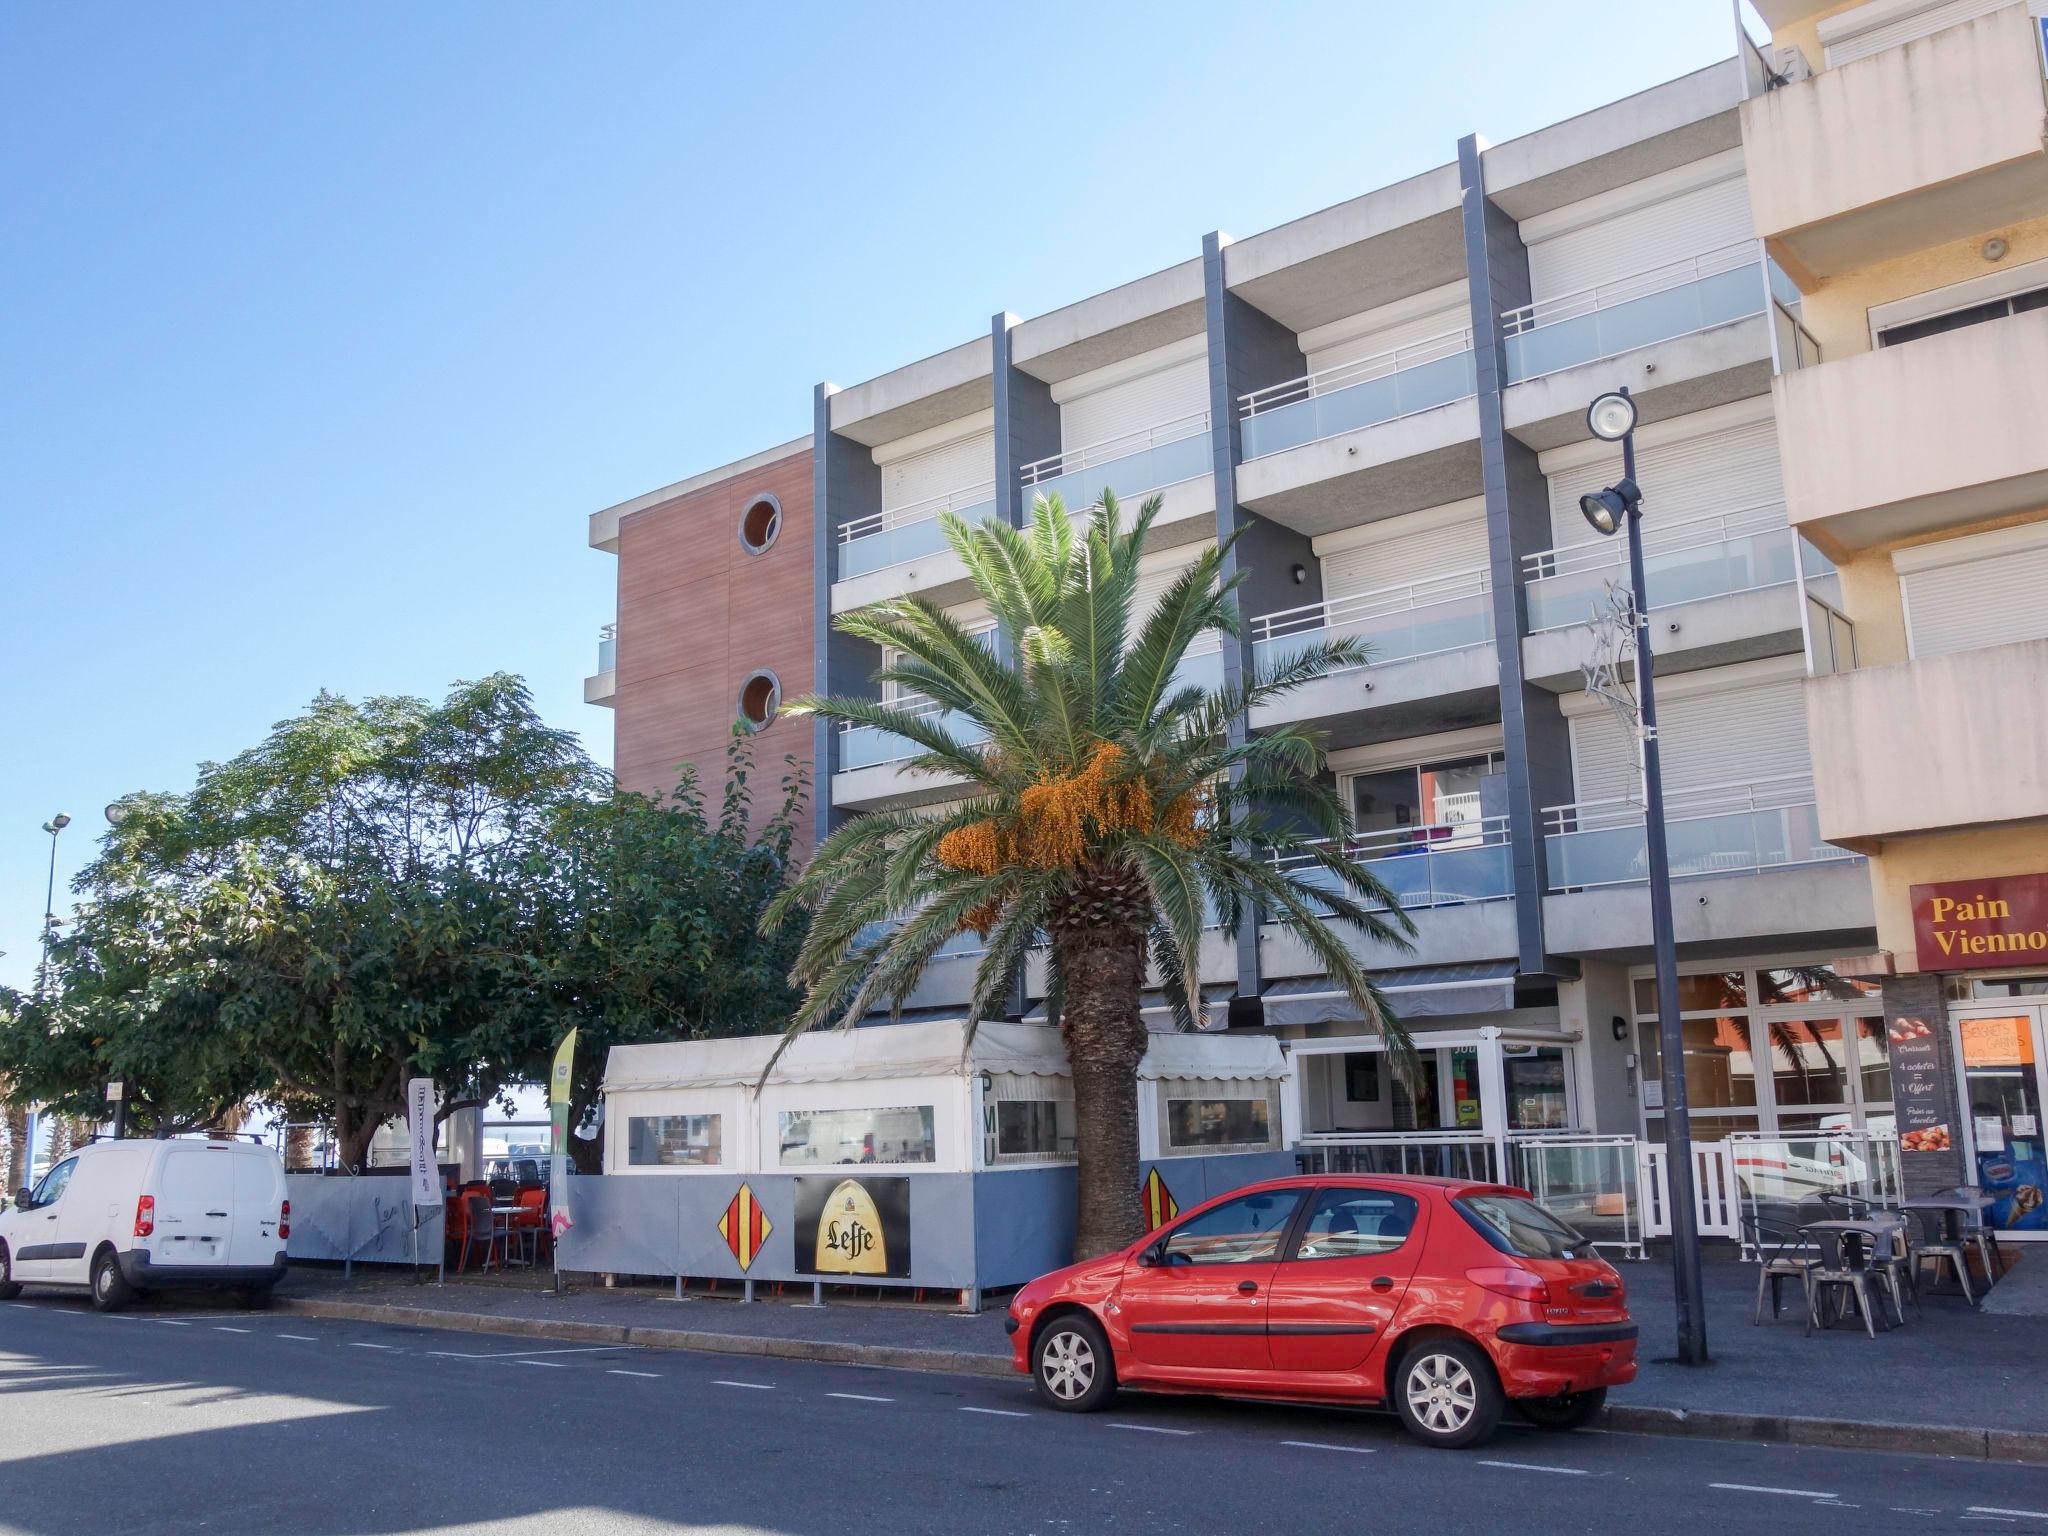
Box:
[1456, 1193, 1587, 1259]
[1292, 1188, 1419, 1261]
[32, 1157, 78, 1208]
[1158, 1190, 1303, 1266]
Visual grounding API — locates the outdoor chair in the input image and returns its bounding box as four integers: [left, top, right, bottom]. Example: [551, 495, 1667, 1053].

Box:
[1801, 1224, 1889, 1338]
[457, 1191, 498, 1275]
[1907, 1207, 1976, 1308]
[1855, 1210, 1918, 1323]
[1931, 1186, 2003, 1283]
[1739, 1211, 1815, 1325]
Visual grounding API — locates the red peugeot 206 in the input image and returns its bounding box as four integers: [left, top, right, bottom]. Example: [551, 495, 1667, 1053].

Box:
[1005, 1174, 1635, 1448]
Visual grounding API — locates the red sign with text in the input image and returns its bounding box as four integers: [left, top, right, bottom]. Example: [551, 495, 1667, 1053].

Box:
[1911, 873, 2048, 971]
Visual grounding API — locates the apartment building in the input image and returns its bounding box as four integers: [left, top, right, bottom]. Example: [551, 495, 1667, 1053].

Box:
[586, 0, 2048, 1245]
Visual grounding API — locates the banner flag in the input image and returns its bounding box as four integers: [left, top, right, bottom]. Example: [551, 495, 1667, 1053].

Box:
[548, 1029, 577, 1242]
[406, 1077, 442, 1210]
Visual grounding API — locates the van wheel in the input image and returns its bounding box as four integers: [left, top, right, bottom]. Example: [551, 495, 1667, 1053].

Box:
[1514, 1386, 1606, 1431]
[90, 1249, 136, 1313]
[238, 1284, 275, 1311]
[0, 1244, 20, 1301]
[1032, 1312, 1116, 1412]
[1393, 1337, 1503, 1449]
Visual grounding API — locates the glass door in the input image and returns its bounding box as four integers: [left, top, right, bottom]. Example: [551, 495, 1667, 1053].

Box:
[1954, 1007, 2048, 1236]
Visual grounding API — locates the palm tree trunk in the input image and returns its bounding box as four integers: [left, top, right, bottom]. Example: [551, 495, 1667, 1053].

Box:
[1059, 923, 1152, 1261]
[0, 1101, 22, 1191]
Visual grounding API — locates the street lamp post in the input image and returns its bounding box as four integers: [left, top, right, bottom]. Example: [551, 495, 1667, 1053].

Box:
[1580, 388, 1709, 1366]
[37, 813, 71, 999]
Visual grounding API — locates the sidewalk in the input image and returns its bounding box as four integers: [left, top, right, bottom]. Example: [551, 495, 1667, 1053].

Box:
[277, 1251, 2048, 1463]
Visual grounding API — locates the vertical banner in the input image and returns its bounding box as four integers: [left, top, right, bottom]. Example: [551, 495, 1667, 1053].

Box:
[406, 1077, 442, 1210]
[548, 1029, 578, 1246]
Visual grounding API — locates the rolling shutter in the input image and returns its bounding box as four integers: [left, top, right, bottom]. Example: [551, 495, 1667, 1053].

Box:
[1524, 173, 1753, 304]
[879, 430, 994, 515]
[1061, 356, 1210, 452]
[1900, 523, 2048, 659]
[1569, 676, 1812, 806]
[1304, 293, 1470, 377]
[1319, 504, 1489, 598]
[1543, 416, 1785, 550]
[1823, 0, 2013, 66]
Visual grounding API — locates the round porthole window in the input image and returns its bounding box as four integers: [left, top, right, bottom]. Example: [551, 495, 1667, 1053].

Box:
[738, 493, 782, 555]
[737, 669, 781, 731]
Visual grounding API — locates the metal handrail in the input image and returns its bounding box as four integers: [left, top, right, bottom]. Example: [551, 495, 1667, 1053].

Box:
[1239, 324, 1475, 417]
[1295, 1129, 1501, 1145]
[1502, 239, 1759, 336]
[1269, 813, 1512, 872]
[839, 479, 999, 543]
[1251, 563, 1491, 643]
[1772, 299, 1824, 371]
[1540, 773, 1825, 835]
[1017, 409, 1209, 487]
[1522, 499, 1790, 581]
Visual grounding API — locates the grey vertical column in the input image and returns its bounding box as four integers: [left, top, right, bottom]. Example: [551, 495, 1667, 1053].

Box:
[1458, 135, 1568, 977]
[1202, 231, 1315, 1018]
[992, 311, 1059, 531]
[812, 382, 884, 850]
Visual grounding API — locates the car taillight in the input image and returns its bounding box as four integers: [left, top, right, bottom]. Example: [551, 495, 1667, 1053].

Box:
[1467, 1265, 1549, 1304]
[134, 1195, 155, 1238]
[279, 1199, 290, 1240]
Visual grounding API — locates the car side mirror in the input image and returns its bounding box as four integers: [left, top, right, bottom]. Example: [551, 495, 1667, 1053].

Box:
[13, 1188, 30, 1211]
[1135, 1241, 1164, 1268]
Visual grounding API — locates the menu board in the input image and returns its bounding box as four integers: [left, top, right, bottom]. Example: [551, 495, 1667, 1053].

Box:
[1888, 1016, 1951, 1154]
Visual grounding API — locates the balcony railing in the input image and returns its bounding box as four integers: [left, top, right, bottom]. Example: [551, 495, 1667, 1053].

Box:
[836, 480, 999, 580]
[1767, 259, 1823, 373]
[595, 622, 616, 675]
[1270, 814, 1513, 911]
[1251, 564, 1492, 673]
[1238, 327, 1477, 460]
[1542, 774, 1859, 891]
[1522, 501, 1803, 632]
[1803, 588, 1858, 677]
[1503, 241, 1766, 382]
[1018, 411, 1211, 512]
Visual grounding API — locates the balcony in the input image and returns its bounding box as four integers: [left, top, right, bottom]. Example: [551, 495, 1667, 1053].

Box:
[1238, 327, 1476, 461]
[1524, 502, 1804, 633]
[1503, 243, 1765, 384]
[837, 697, 990, 773]
[585, 623, 617, 708]
[1542, 775, 1856, 891]
[1776, 309, 2048, 554]
[1018, 412, 1211, 519]
[836, 482, 997, 581]
[1740, 4, 2048, 280]
[1252, 566, 1491, 675]
[1807, 636, 2048, 851]
[1273, 816, 1513, 914]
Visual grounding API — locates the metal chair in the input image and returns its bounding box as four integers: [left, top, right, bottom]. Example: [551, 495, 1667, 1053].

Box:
[1931, 1186, 2002, 1285]
[1801, 1223, 1888, 1338]
[1740, 1211, 1816, 1325]
[457, 1191, 498, 1275]
[1907, 1206, 1975, 1308]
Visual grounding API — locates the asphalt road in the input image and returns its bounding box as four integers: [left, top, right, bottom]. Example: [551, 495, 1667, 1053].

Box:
[3, 1293, 2048, 1535]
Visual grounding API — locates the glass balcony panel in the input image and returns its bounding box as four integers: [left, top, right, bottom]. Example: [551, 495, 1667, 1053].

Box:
[1525, 523, 1799, 632]
[838, 709, 989, 772]
[1505, 262, 1764, 382]
[1546, 801, 1854, 890]
[1024, 429, 1211, 514]
[1284, 830, 1511, 912]
[1241, 349, 1477, 460]
[1253, 590, 1491, 674]
[837, 496, 997, 580]
[595, 636, 616, 673]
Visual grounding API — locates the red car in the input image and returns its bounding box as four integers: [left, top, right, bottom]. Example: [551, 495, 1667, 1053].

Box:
[1005, 1174, 1635, 1448]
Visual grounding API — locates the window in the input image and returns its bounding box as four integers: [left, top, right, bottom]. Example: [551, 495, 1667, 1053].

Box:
[1877, 287, 2048, 349]
[1456, 1193, 1587, 1259]
[30, 1156, 76, 1207]
[1504, 1046, 1570, 1130]
[1158, 1189, 1303, 1266]
[1634, 971, 1746, 1014]
[1344, 753, 1504, 844]
[990, 1100, 1075, 1162]
[778, 1106, 936, 1167]
[1344, 1054, 1381, 1104]
[1162, 1084, 1280, 1153]
[1757, 967, 1880, 1006]
[627, 1115, 722, 1168]
[1638, 1017, 1758, 1111]
[1293, 1189, 1417, 1260]
[738, 493, 782, 554]
[737, 669, 780, 732]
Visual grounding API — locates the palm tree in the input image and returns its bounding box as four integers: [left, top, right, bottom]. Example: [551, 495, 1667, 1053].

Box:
[767, 491, 1418, 1259]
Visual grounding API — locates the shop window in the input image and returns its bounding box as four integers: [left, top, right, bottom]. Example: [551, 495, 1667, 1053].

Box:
[1766, 1019, 1852, 1111]
[737, 669, 780, 732]
[1633, 972, 1747, 1014]
[1158, 1188, 1303, 1265]
[778, 1105, 936, 1166]
[990, 1099, 1076, 1163]
[1504, 1047, 1569, 1130]
[1638, 1018, 1758, 1111]
[626, 1114, 721, 1167]
[1294, 1189, 1418, 1261]
[738, 492, 783, 554]
[1163, 1093, 1276, 1153]
[1757, 966, 1879, 1006]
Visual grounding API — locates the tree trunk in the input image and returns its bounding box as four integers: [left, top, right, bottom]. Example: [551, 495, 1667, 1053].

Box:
[46, 1117, 72, 1166]
[1059, 922, 1152, 1261]
[285, 1124, 316, 1171]
[0, 1101, 22, 1191]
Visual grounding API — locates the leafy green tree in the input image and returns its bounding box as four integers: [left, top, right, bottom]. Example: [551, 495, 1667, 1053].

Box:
[769, 493, 1416, 1259]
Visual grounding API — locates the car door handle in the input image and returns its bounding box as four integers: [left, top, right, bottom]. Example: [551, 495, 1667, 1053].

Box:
[205, 1211, 229, 1218]
[1237, 1280, 1259, 1295]
[1370, 1276, 1395, 1291]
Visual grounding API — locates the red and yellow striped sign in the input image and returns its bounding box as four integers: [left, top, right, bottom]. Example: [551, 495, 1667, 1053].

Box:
[718, 1183, 772, 1271]
[1139, 1168, 1178, 1231]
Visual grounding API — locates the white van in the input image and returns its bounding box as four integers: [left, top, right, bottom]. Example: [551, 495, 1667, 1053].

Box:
[0, 1138, 288, 1311]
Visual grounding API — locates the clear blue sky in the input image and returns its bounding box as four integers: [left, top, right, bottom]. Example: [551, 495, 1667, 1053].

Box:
[0, 1, 1737, 987]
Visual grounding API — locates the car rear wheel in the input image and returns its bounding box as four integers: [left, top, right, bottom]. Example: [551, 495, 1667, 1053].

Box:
[1393, 1338, 1502, 1449]
[238, 1283, 275, 1311]
[1514, 1386, 1606, 1431]
[0, 1244, 20, 1301]
[90, 1249, 136, 1313]
[1032, 1313, 1115, 1412]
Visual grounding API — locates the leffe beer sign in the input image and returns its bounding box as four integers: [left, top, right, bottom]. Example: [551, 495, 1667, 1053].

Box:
[1911, 874, 2048, 971]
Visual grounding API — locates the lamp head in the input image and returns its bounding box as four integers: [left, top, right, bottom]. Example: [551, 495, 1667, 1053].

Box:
[1586, 390, 1637, 442]
[44, 814, 70, 834]
[1579, 477, 1642, 537]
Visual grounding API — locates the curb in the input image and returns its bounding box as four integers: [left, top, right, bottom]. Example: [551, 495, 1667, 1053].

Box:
[277, 1296, 2048, 1464]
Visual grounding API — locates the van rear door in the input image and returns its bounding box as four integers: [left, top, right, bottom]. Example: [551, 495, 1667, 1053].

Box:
[228, 1151, 284, 1268]
[153, 1146, 238, 1268]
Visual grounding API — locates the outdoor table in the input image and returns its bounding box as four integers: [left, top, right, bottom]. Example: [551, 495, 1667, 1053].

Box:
[491, 1204, 532, 1269]
[1898, 1192, 2000, 1288]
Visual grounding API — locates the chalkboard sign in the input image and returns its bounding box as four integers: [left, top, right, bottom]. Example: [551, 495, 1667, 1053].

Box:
[1888, 1016, 1952, 1155]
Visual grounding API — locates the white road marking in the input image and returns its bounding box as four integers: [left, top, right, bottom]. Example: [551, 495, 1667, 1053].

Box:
[152, 1320, 191, 1327]
[518, 1360, 565, 1368]
[959, 1406, 1030, 1418]
[425, 1345, 620, 1361]
[713, 1380, 774, 1390]
[827, 1392, 894, 1403]
[1108, 1422, 1195, 1436]
[1711, 1483, 1838, 1500]
[276, 1334, 317, 1342]
[1281, 1441, 1375, 1455]
[1972, 1511, 2048, 1522]
[346, 1342, 397, 1351]
[608, 1369, 661, 1379]
[213, 1326, 251, 1334]
[1479, 1460, 1588, 1476]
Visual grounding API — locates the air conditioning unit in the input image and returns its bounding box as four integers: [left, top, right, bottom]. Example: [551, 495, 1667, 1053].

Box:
[1771, 44, 1814, 84]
